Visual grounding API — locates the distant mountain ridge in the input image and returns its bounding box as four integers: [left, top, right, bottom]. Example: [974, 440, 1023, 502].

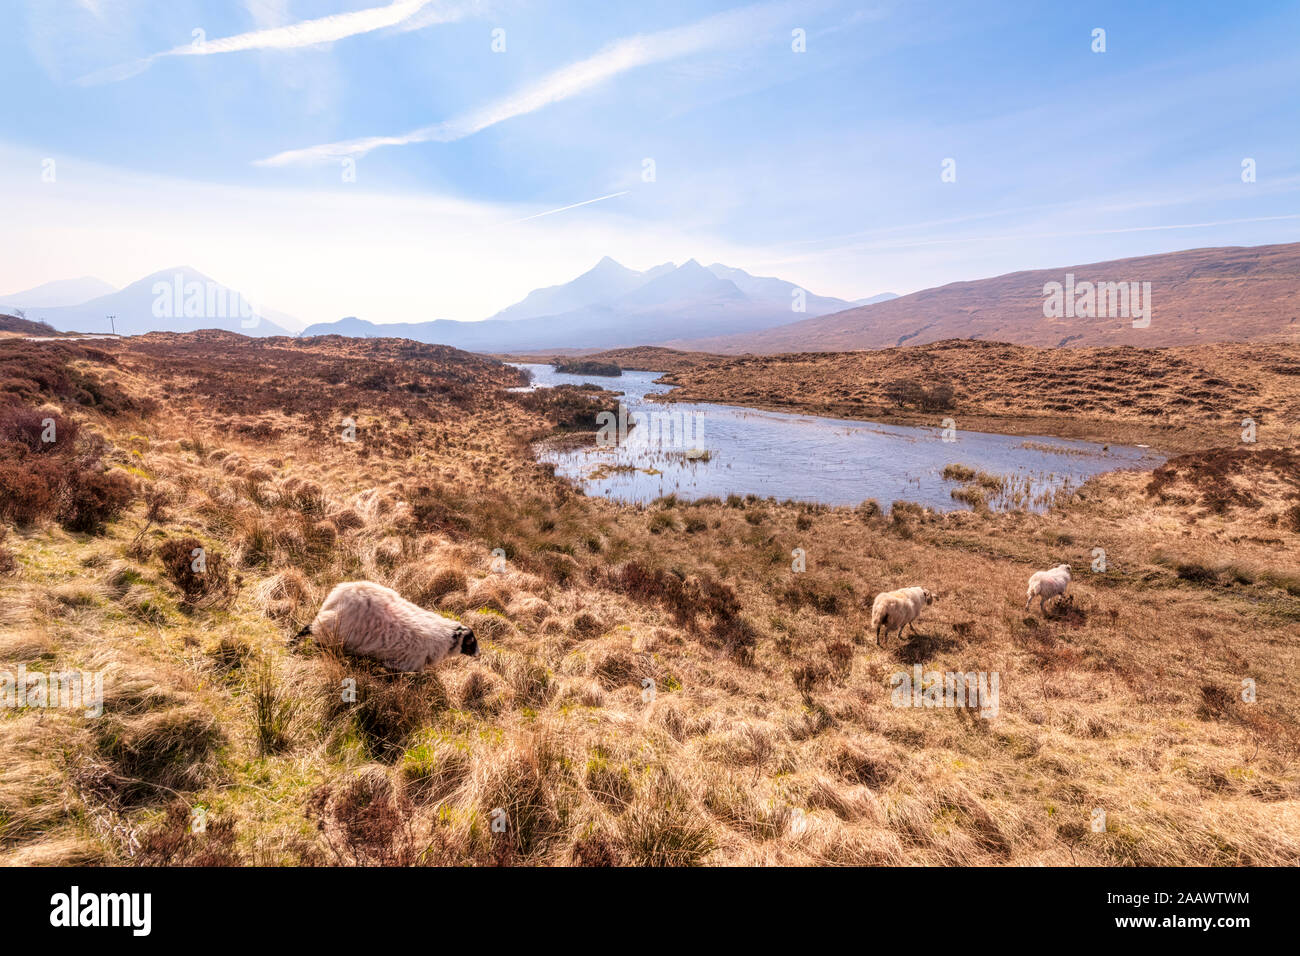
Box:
[299, 258, 858, 351]
[13, 244, 1295, 351]
[854, 292, 899, 306]
[486, 256, 676, 322]
[15, 267, 295, 337]
[7, 258, 873, 347]
[0, 276, 117, 311]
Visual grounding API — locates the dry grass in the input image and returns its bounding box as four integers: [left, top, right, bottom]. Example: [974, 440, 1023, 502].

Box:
[0, 332, 1296, 866]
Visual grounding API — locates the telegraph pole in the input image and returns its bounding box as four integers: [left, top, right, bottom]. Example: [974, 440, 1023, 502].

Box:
[107, 314, 116, 335]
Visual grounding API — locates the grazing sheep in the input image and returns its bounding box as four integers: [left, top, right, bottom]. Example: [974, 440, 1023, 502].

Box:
[871, 586, 935, 646]
[293, 581, 478, 671]
[1025, 564, 1071, 613]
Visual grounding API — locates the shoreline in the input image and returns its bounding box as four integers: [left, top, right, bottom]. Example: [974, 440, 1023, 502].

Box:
[646, 387, 1194, 454]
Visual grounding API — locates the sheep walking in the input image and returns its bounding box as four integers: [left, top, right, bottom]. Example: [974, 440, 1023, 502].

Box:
[871, 586, 934, 647]
[1025, 564, 1071, 613]
[293, 581, 478, 671]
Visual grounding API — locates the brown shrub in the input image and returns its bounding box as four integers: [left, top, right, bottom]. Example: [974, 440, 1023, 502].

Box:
[884, 379, 955, 411]
[134, 802, 243, 866]
[608, 561, 691, 624]
[780, 577, 844, 614]
[0, 340, 138, 413]
[0, 526, 15, 575]
[0, 407, 79, 452]
[1197, 684, 1236, 721]
[571, 829, 622, 866]
[307, 766, 418, 866]
[0, 454, 60, 524]
[1145, 447, 1300, 514]
[508, 385, 612, 431]
[0, 436, 134, 532]
[59, 466, 135, 533]
[792, 659, 832, 700]
[157, 537, 231, 605]
[1283, 504, 1300, 533]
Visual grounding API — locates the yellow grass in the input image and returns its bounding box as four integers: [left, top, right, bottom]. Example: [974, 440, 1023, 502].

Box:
[1, 334, 1297, 866]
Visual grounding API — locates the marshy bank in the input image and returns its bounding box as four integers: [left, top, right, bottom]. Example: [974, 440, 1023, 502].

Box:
[513, 363, 1164, 512]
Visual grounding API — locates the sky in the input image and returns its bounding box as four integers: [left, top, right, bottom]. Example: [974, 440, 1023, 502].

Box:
[1, 0, 1298, 327]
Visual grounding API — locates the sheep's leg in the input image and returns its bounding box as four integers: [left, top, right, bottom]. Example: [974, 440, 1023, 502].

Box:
[875, 623, 883, 647]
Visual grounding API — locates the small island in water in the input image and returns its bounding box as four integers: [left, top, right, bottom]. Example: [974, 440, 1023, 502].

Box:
[552, 358, 622, 377]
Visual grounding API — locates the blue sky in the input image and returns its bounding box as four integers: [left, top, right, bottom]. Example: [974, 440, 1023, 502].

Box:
[2, 0, 1298, 326]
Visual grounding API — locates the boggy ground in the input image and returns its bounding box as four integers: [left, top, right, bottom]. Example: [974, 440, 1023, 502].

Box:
[655, 339, 1300, 453]
[0, 330, 1297, 866]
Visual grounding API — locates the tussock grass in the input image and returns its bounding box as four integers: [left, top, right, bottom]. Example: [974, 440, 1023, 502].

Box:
[1, 333, 1297, 866]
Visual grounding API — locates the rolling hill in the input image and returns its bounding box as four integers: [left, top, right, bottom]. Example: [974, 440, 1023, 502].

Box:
[671, 243, 1300, 353]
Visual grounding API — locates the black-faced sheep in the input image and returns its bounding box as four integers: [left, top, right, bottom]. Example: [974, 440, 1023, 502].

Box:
[294, 581, 478, 671]
[871, 586, 935, 646]
[1025, 564, 1071, 613]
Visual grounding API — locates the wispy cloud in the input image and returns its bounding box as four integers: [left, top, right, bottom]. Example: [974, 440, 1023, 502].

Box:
[78, 0, 467, 85]
[255, 1, 794, 167]
[491, 191, 630, 229]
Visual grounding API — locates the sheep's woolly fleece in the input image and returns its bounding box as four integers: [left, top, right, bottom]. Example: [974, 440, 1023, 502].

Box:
[1026, 564, 1071, 610]
[306, 580, 475, 671]
[870, 586, 933, 642]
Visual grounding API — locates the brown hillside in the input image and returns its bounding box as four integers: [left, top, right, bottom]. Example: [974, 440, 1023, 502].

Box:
[0, 313, 65, 338]
[673, 243, 1300, 353]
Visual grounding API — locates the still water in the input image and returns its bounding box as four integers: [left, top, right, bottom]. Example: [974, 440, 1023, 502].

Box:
[514, 364, 1164, 512]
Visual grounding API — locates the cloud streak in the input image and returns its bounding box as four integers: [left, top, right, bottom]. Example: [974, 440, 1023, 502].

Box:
[78, 0, 465, 85]
[492, 190, 630, 228]
[255, 1, 792, 167]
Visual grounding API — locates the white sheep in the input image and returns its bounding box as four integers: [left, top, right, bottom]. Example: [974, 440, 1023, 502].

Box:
[293, 581, 478, 671]
[870, 586, 935, 646]
[1025, 564, 1071, 613]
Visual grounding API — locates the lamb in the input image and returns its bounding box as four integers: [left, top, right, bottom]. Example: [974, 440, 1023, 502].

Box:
[1025, 564, 1071, 613]
[870, 586, 935, 646]
[293, 580, 478, 671]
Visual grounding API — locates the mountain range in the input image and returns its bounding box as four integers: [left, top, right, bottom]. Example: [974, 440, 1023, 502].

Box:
[0, 276, 117, 311]
[299, 258, 865, 350]
[3, 258, 870, 348]
[0, 268, 298, 337]
[7, 242, 1295, 354]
